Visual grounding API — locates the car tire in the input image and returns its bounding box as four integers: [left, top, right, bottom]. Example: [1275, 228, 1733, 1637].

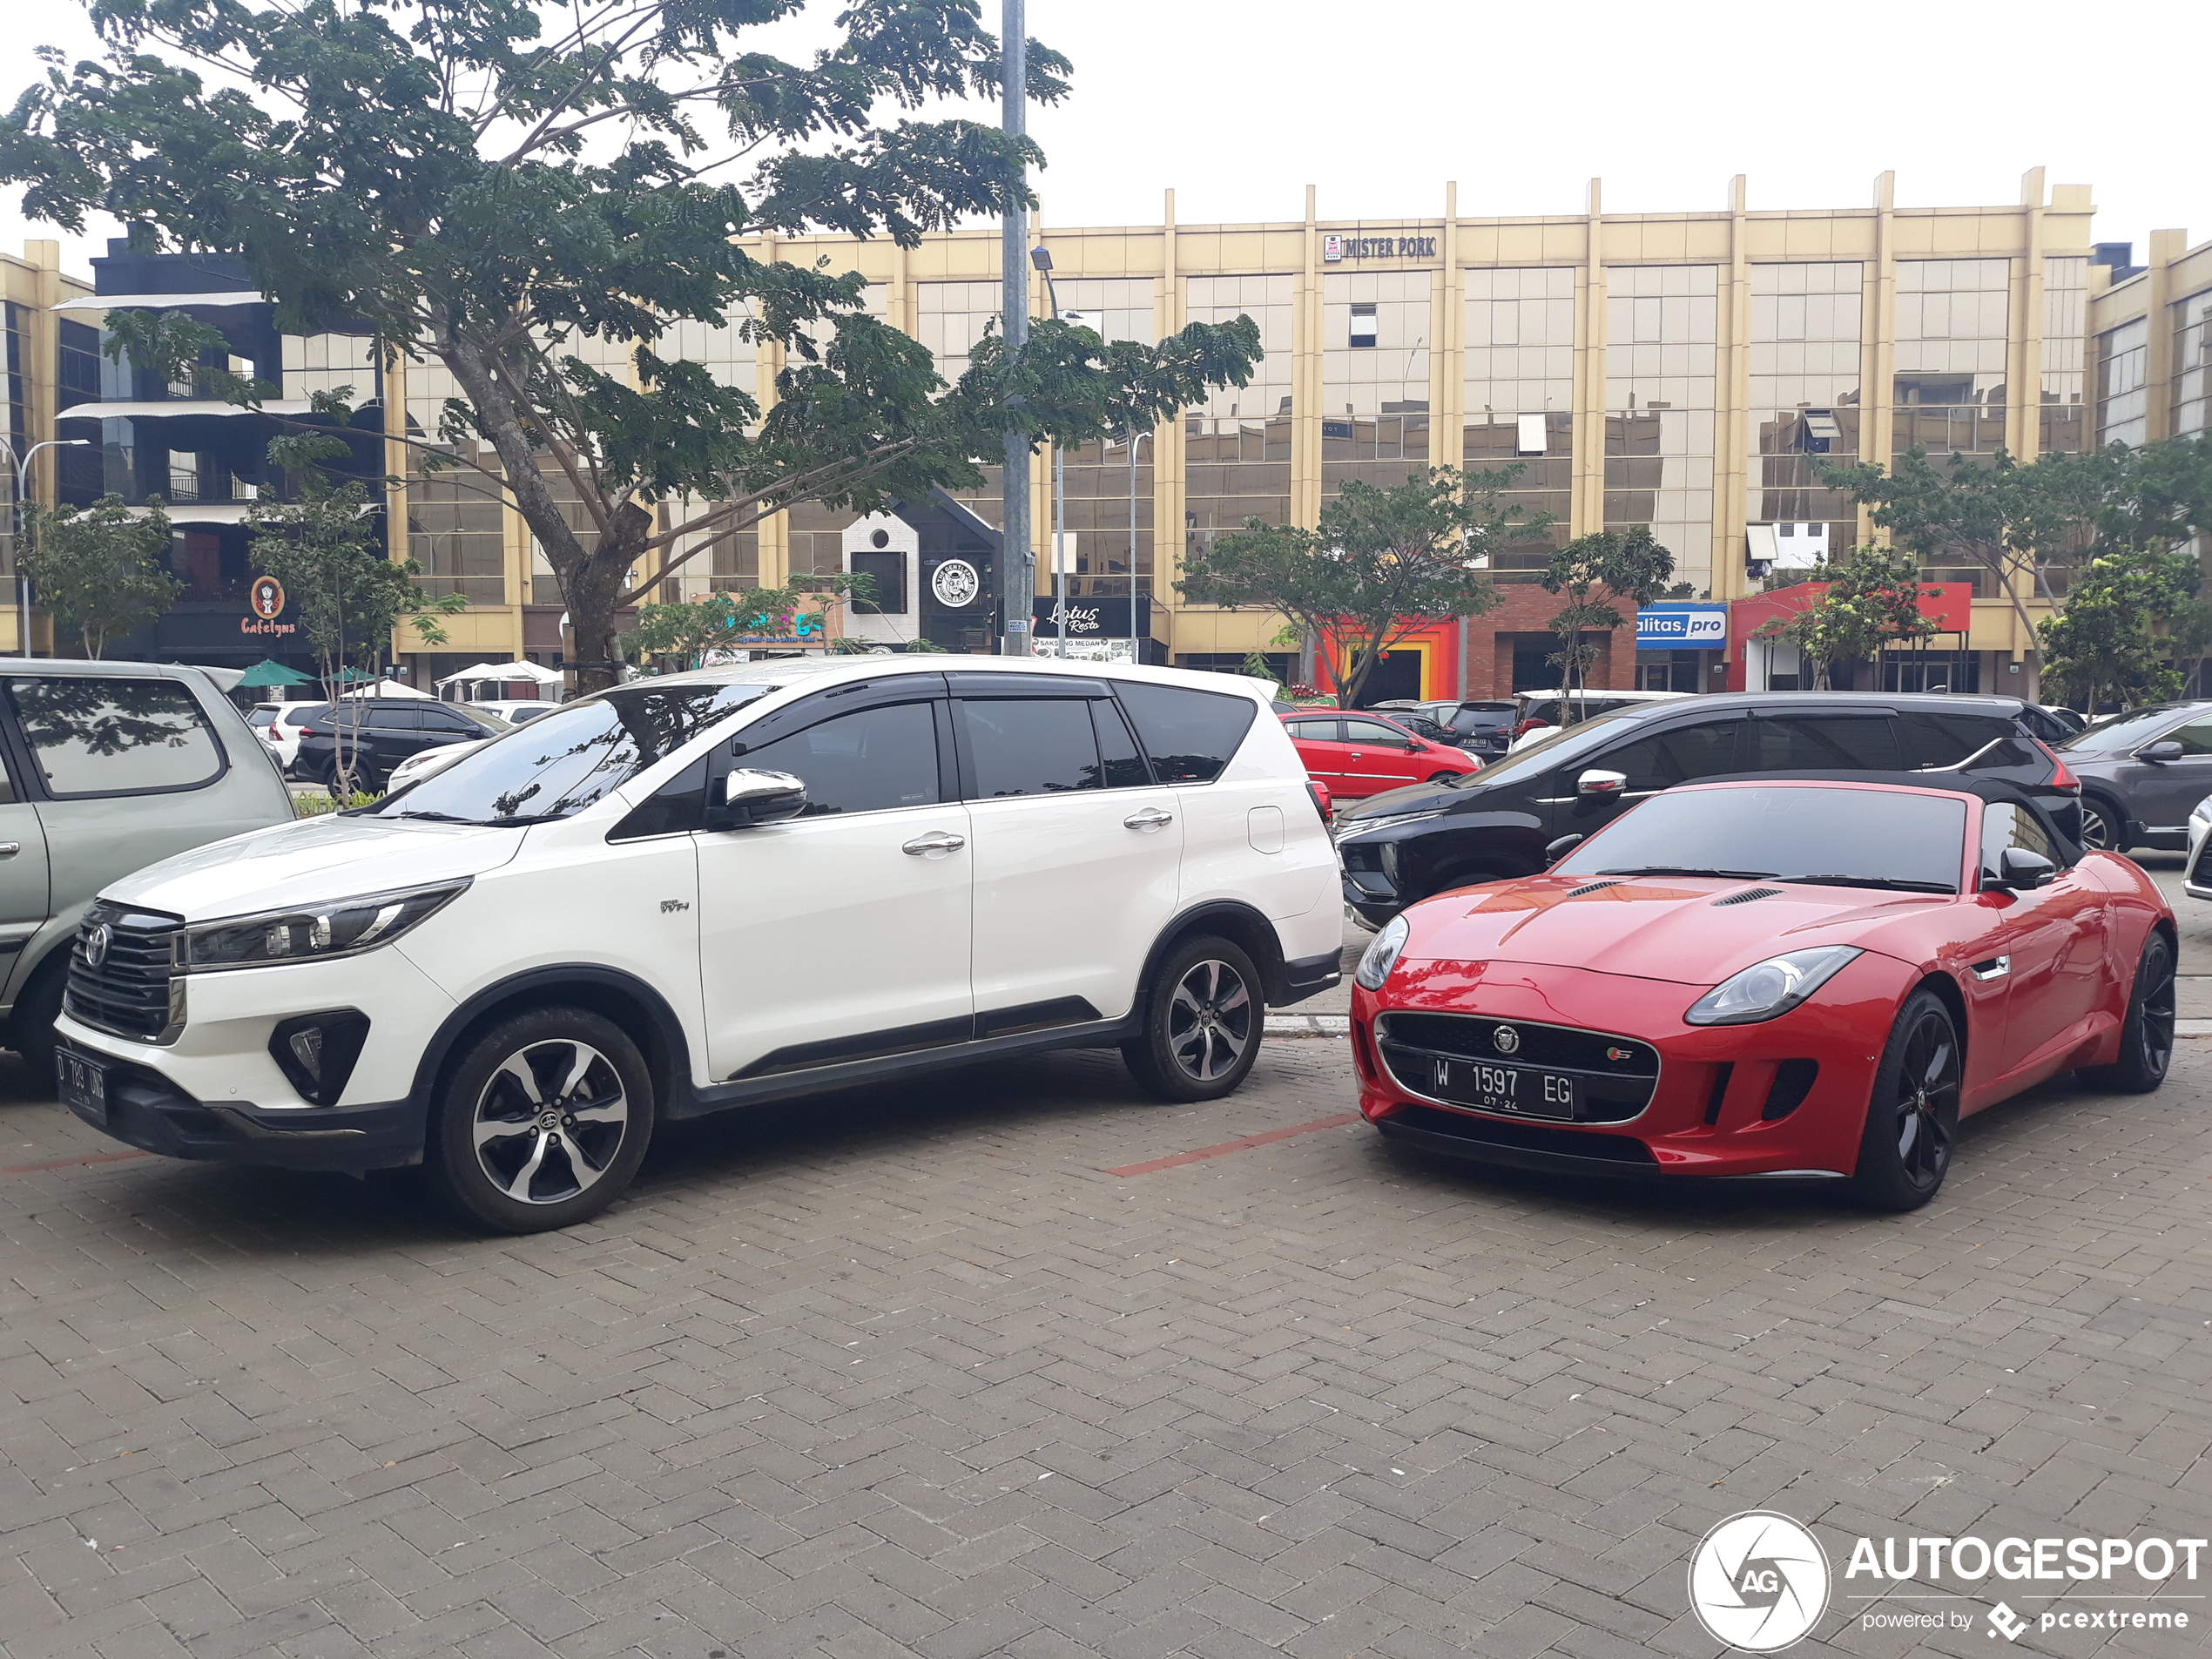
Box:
[1848, 988, 1962, 1212]
[2078, 797, 2128, 853]
[1121, 935, 1264, 1103]
[427, 1006, 654, 1233]
[7, 952, 66, 1076]
[2079, 932, 2175, 1095]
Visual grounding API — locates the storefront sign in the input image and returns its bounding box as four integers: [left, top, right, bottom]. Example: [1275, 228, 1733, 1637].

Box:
[1635, 604, 1728, 648]
[249, 576, 286, 619]
[931, 558, 981, 608]
[1322, 234, 1439, 262]
[1032, 594, 1153, 639]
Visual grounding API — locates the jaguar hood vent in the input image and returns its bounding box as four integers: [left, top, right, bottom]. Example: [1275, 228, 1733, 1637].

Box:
[1564, 880, 1623, 898]
[1710, 887, 1784, 907]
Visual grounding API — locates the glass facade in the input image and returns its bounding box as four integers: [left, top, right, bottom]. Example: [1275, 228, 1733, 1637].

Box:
[2093, 316, 2150, 448]
[1748, 262, 1863, 567]
[1052, 280, 1157, 599]
[659, 313, 759, 597]
[2040, 256, 2089, 455]
[1184, 274, 1293, 557]
[1605, 265, 1718, 592]
[2172, 288, 2212, 440]
[1892, 259, 2009, 459]
[403, 357, 510, 604]
[1321, 271, 1430, 499]
[1463, 267, 1574, 576]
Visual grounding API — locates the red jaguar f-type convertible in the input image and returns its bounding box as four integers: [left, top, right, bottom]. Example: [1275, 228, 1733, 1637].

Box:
[1349, 774, 2175, 1209]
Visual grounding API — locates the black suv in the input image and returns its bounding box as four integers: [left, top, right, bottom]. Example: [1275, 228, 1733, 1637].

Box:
[296, 698, 510, 791]
[1335, 692, 2078, 927]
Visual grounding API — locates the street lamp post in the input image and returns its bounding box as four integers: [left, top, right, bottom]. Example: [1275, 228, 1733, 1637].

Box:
[997, 0, 1031, 658]
[9, 438, 91, 658]
[1030, 245, 1076, 660]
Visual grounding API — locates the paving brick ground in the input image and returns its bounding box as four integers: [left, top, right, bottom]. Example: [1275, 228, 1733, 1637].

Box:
[3, 1012, 2210, 1658]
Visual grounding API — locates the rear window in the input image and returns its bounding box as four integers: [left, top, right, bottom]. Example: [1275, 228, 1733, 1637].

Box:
[6, 676, 225, 798]
[1116, 682, 1257, 784]
[248, 707, 276, 727]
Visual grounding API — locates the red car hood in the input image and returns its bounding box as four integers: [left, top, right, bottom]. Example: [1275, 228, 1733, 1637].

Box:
[1400, 874, 1945, 987]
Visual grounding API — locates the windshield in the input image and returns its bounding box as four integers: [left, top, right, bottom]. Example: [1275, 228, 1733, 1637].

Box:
[1429, 711, 1644, 791]
[2058, 705, 2191, 752]
[364, 681, 773, 826]
[1554, 785, 1968, 894]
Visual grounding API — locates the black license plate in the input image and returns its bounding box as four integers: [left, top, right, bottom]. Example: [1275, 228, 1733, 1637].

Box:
[57, 1050, 109, 1126]
[1426, 1055, 1576, 1120]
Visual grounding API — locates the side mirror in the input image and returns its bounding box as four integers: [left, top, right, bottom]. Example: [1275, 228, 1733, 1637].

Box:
[2138, 740, 2184, 764]
[708, 767, 808, 829]
[1576, 769, 1629, 798]
[1984, 846, 2056, 892]
[1545, 833, 1584, 864]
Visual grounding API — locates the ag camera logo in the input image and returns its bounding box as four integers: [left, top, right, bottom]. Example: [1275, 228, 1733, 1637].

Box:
[1689, 1511, 1831, 1652]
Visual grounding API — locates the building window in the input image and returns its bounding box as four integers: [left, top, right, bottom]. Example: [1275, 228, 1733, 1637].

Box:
[2094, 318, 2149, 448]
[1748, 262, 1863, 576]
[1892, 259, 2009, 461]
[2175, 293, 2212, 441]
[1185, 275, 1294, 563]
[1322, 272, 1429, 501]
[1463, 267, 1574, 577]
[1606, 265, 1718, 594]
[2040, 256, 2089, 455]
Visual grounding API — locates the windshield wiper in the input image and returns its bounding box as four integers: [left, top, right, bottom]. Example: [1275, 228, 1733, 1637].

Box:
[392, 810, 484, 824]
[1775, 874, 1954, 894]
[1596, 866, 1778, 880]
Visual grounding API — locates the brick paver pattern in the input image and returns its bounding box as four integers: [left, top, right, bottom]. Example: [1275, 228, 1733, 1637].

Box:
[3, 1033, 2209, 1659]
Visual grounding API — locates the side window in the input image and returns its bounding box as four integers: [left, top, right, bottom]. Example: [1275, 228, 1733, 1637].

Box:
[1656, 720, 1743, 781]
[1285, 718, 1339, 741]
[738, 702, 941, 815]
[1342, 719, 1407, 745]
[4, 677, 224, 797]
[960, 698, 1103, 796]
[1582, 732, 1682, 793]
[607, 758, 708, 841]
[367, 705, 421, 730]
[1744, 715, 1901, 772]
[419, 706, 478, 733]
[1116, 682, 1258, 783]
[2167, 717, 2212, 756]
[1979, 801, 2059, 882]
[1091, 701, 1151, 788]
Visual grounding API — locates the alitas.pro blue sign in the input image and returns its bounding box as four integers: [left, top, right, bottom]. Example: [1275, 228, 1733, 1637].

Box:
[1635, 604, 1729, 649]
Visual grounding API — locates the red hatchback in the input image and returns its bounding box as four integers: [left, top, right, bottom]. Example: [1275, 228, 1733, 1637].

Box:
[1280, 711, 1481, 799]
[1349, 774, 2175, 1210]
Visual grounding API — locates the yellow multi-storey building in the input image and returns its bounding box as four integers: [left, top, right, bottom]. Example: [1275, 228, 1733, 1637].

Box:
[3, 241, 97, 654]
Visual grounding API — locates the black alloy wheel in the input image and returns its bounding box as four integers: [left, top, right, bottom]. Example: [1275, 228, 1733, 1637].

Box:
[1123, 934, 1263, 1103]
[2081, 932, 2175, 1094]
[2078, 798, 2126, 853]
[1850, 989, 1962, 1211]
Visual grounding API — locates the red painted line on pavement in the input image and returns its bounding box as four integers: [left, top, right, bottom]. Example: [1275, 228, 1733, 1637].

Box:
[2, 1150, 154, 1176]
[1107, 1114, 1360, 1178]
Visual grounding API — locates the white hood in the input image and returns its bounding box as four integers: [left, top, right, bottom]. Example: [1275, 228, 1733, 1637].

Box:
[102, 813, 528, 921]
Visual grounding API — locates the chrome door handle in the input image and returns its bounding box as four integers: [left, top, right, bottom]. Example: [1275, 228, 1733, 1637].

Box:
[1971, 954, 2011, 981]
[0, 843, 17, 858]
[901, 831, 966, 858]
[1123, 807, 1174, 832]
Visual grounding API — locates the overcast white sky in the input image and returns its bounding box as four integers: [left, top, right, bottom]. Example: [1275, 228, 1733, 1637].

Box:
[5, 0, 2206, 277]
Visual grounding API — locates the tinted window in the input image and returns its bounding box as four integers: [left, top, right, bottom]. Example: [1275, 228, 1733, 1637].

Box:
[6, 677, 223, 797]
[1898, 711, 2011, 770]
[1116, 682, 1258, 784]
[249, 708, 276, 728]
[1979, 801, 2056, 882]
[363, 704, 421, 730]
[288, 704, 329, 727]
[1743, 715, 1900, 772]
[1342, 718, 1407, 744]
[1460, 711, 1644, 788]
[423, 704, 509, 734]
[1583, 721, 1740, 792]
[370, 682, 772, 825]
[509, 705, 556, 725]
[850, 550, 907, 614]
[1554, 785, 1967, 894]
[1093, 702, 1150, 788]
[608, 759, 708, 841]
[2170, 717, 2212, 756]
[747, 701, 941, 814]
[2060, 707, 2195, 752]
[961, 698, 1102, 796]
[1285, 718, 1339, 740]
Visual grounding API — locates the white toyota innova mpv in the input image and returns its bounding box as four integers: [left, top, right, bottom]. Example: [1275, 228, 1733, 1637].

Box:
[54, 658, 1342, 1231]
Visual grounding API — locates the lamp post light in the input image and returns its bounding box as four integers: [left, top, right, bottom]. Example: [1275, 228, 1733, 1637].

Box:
[9, 438, 91, 658]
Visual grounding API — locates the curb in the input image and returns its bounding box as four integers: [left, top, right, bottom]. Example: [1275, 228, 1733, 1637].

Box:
[1264, 1015, 1350, 1038]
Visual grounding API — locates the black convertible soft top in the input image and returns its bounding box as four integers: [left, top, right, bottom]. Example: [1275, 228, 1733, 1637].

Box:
[1680, 770, 2084, 865]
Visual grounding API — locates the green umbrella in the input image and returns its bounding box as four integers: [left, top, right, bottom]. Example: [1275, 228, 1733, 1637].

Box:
[236, 659, 314, 688]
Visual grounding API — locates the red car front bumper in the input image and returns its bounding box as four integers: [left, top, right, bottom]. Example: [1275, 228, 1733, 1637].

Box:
[1351, 953, 1914, 1182]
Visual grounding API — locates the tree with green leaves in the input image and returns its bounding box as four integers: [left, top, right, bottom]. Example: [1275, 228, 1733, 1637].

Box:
[628, 575, 871, 668]
[1177, 466, 1541, 709]
[2036, 546, 2200, 711]
[1755, 545, 1939, 691]
[1538, 526, 1676, 713]
[245, 444, 465, 792]
[2, 0, 1261, 692]
[17, 494, 180, 658]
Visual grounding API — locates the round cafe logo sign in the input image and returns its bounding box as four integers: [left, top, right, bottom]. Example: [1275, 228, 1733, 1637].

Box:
[930, 558, 980, 609]
[1688, 1511, 1830, 1652]
[249, 576, 287, 620]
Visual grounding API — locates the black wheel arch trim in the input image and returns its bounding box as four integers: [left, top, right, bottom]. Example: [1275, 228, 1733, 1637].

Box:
[1135, 900, 1298, 1007]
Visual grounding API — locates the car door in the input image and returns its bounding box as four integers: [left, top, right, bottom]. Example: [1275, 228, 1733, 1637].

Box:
[1283, 718, 1349, 789]
[954, 677, 1184, 1028]
[1544, 717, 1748, 837]
[1340, 718, 1424, 793]
[1971, 800, 2110, 1079]
[693, 684, 974, 1080]
[0, 746, 51, 1007]
[2129, 713, 2212, 837]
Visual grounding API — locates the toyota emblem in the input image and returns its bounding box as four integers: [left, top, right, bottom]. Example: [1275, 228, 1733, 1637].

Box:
[1492, 1024, 1521, 1055]
[84, 923, 111, 969]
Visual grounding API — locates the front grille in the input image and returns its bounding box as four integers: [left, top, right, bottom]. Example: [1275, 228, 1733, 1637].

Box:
[1383, 1103, 1657, 1164]
[64, 902, 185, 1043]
[1375, 1012, 1660, 1124]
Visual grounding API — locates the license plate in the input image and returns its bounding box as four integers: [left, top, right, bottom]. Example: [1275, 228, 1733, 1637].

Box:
[57, 1050, 109, 1126]
[1426, 1055, 1576, 1119]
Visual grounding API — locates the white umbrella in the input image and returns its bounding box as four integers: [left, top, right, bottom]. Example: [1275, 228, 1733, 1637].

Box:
[434, 660, 564, 688]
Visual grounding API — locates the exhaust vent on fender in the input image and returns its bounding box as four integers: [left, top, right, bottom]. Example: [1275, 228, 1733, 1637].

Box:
[1711, 887, 1784, 907]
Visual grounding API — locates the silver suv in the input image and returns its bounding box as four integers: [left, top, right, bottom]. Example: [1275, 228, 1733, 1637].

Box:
[1, 662, 293, 1070]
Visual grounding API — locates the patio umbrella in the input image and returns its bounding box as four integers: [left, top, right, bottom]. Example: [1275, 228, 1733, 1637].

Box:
[236, 659, 313, 689]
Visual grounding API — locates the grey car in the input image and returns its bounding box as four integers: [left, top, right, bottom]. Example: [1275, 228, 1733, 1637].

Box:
[2054, 701, 2212, 852]
[0, 661, 293, 1070]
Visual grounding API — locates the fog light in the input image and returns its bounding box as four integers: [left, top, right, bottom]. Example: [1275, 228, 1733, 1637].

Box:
[268, 1011, 371, 1105]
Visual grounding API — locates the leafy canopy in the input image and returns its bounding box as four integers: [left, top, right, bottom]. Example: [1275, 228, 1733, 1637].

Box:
[1538, 526, 1676, 699]
[1754, 544, 1939, 691]
[1176, 466, 1541, 708]
[17, 494, 181, 658]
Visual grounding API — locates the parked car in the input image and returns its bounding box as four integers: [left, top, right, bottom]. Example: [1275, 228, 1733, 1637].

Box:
[385, 738, 490, 794]
[1351, 773, 2174, 1210]
[1280, 710, 1483, 799]
[2188, 793, 2212, 900]
[1372, 698, 1521, 759]
[2052, 701, 2212, 851]
[466, 698, 562, 725]
[0, 662, 292, 1071]
[1335, 692, 2082, 929]
[2023, 704, 2087, 741]
[295, 698, 512, 791]
[251, 700, 327, 774]
[54, 659, 1344, 1232]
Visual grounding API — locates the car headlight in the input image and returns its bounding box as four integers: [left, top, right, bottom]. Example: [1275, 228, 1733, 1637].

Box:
[1354, 914, 1411, 991]
[1683, 946, 1862, 1026]
[1336, 809, 1443, 842]
[180, 880, 470, 973]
